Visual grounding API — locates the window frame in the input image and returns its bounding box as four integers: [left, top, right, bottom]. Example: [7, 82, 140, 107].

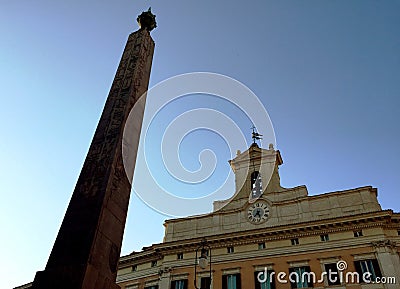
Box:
[291, 238, 299, 246]
[200, 276, 211, 289]
[289, 266, 313, 289]
[222, 273, 241, 289]
[171, 279, 188, 289]
[258, 242, 266, 250]
[320, 234, 329, 242]
[354, 259, 382, 283]
[323, 263, 341, 286]
[254, 270, 276, 289]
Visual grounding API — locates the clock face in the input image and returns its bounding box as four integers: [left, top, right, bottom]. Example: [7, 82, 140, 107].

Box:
[247, 201, 269, 224]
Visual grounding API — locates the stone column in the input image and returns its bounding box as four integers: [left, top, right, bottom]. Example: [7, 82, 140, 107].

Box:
[372, 240, 400, 289]
[158, 268, 172, 289]
[31, 9, 156, 289]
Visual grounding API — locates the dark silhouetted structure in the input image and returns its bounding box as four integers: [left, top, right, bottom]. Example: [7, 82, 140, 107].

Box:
[31, 9, 156, 289]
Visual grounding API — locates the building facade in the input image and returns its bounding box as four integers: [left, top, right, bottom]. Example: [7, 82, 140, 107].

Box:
[116, 143, 400, 289]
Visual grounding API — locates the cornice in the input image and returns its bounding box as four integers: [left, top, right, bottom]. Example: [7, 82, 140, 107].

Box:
[117, 267, 159, 283]
[163, 186, 381, 224]
[119, 210, 396, 268]
[119, 236, 397, 282]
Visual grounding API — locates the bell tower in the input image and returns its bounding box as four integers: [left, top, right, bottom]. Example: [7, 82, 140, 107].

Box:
[31, 9, 156, 289]
[214, 140, 283, 212]
[229, 143, 283, 200]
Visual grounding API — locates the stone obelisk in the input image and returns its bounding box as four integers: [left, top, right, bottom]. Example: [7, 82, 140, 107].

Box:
[31, 9, 156, 289]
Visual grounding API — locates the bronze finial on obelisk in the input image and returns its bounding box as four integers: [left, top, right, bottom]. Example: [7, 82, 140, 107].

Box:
[137, 7, 157, 31]
[31, 9, 156, 289]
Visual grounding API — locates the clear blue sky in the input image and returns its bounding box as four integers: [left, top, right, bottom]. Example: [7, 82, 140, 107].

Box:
[1, 1, 399, 288]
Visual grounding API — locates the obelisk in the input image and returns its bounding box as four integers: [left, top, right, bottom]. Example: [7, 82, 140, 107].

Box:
[31, 9, 156, 289]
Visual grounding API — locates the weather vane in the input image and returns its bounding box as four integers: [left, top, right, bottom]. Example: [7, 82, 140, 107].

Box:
[251, 125, 263, 144]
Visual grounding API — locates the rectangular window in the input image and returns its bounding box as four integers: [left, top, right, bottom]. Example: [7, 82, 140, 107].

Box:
[258, 242, 266, 250]
[324, 263, 340, 285]
[132, 265, 137, 272]
[254, 270, 276, 289]
[291, 238, 299, 246]
[171, 279, 188, 289]
[200, 276, 211, 289]
[397, 229, 400, 236]
[227, 246, 234, 253]
[354, 259, 382, 282]
[289, 266, 313, 288]
[320, 234, 329, 242]
[151, 260, 157, 267]
[177, 253, 183, 260]
[222, 273, 241, 289]
[354, 230, 363, 237]
[222, 274, 242, 289]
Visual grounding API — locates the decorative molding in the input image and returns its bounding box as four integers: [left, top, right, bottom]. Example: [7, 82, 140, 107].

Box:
[253, 264, 274, 271]
[371, 240, 397, 249]
[287, 260, 310, 267]
[222, 267, 241, 275]
[197, 271, 215, 278]
[119, 211, 395, 268]
[317, 256, 341, 264]
[158, 266, 173, 275]
[352, 253, 376, 261]
[144, 278, 159, 287]
[118, 236, 388, 283]
[116, 267, 159, 282]
[171, 273, 189, 281]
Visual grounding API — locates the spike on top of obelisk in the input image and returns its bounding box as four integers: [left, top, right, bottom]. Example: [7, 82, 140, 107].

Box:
[137, 7, 157, 31]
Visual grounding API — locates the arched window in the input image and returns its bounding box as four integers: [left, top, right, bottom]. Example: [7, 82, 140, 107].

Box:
[251, 171, 262, 199]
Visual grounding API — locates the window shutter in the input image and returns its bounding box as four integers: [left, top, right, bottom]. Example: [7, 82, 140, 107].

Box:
[372, 259, 382, 278]
[254, 272, 261, 289]
[305, 266, 313, 287]
[270, 271, 276, 289]
[222, 275, 227, 289]
[354, 261, 362, 276]
[288, 268, 296, 288]
[324, 263, 340, 285]
[236, 273, 241, 289]
[201, 277, 211, 289]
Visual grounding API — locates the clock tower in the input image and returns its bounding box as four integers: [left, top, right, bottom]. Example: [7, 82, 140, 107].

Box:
[213, 142, 283, 213]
